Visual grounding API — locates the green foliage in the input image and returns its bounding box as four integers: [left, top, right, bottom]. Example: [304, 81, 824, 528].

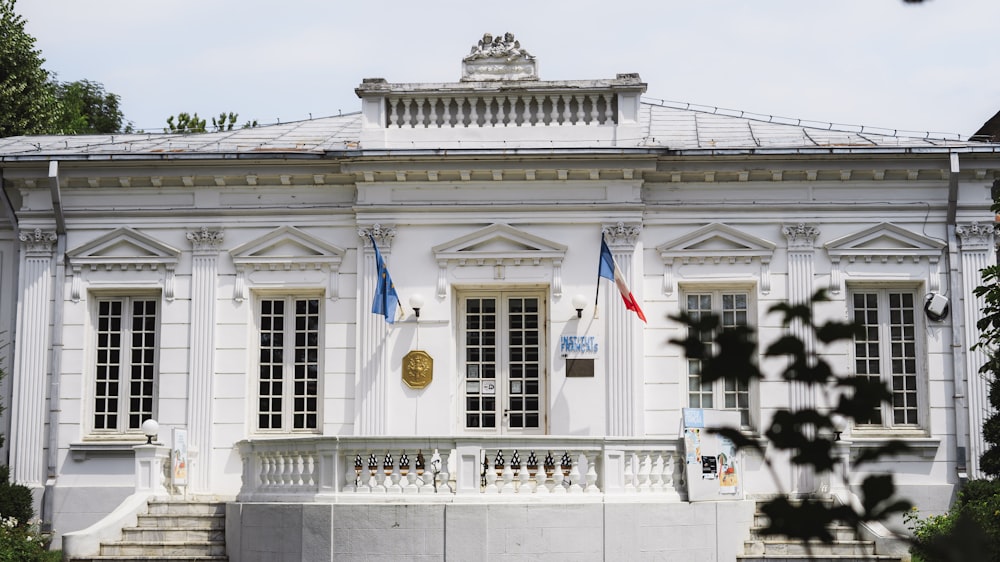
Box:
[0, 516, 51, 562]
[906, 479, 1000, 562]
[0, 0, 59, 137]
[972, 182, 1000, 477]
[670, 289, 912, 543]
[52, 79, 126, 134]
[0, 467, 33, 529]
[166, 111, 256, 133]
[165, 112, 207, 134]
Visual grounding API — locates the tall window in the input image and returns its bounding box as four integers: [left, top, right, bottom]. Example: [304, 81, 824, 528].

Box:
[685, 289, 752, 428]
[461, 291, 545, 434]
[850, 289, 921, 428]
[257, 297, 321, 432]
[93, 297, 158, 433]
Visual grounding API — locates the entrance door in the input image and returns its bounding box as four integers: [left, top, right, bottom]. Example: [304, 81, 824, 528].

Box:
[460, 291, 546, 434]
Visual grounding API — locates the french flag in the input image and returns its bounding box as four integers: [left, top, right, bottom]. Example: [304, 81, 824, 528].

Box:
[598, 237, 647, 323]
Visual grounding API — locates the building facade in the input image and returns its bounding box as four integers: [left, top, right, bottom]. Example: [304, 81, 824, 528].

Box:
[0, 34, 998, 559]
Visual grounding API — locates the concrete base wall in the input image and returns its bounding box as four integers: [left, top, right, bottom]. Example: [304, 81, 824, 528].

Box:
[226, 500, 755, 561]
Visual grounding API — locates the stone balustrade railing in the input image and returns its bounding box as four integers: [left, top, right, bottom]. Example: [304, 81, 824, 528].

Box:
[384, 92, 618, 129]
[236, 436, 684, 502]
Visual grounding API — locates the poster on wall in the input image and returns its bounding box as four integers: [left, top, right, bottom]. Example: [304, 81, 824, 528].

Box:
[680, 408, 744, 502]
[172, 428, 188, 488]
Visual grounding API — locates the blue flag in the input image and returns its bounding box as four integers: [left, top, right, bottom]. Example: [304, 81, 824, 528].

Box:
[370, 234, 400, 324]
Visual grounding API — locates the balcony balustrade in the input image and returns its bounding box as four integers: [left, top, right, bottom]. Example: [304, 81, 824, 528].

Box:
[384, 92, 618, 129]
[236, 436, 684, 502]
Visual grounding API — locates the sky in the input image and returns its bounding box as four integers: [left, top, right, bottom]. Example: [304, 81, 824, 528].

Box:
[15, 0, 1000, 139]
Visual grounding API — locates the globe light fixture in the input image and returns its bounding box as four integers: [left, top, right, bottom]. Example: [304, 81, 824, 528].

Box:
[141, 419, 159, 445]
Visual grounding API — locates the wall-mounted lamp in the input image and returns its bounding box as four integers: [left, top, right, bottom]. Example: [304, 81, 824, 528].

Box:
[410, 293, 425, 319]
[141, 418, 159, 445]
[572, 294, 588, 319]
[830, 414, 847, 442]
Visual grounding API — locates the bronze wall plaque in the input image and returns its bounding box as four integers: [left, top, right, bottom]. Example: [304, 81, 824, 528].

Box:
[402, 350, 433, 389]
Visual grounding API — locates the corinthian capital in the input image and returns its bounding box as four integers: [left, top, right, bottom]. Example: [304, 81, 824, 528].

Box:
[782, 223, 820, 250]
[603, 222, 642, 247]
[956, 222, 995, 251]
[359, 223, 396, 248]
[19, 228, 57, 254]
[187, 227, 224, 252]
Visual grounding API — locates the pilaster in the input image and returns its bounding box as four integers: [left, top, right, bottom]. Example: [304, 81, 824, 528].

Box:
[782, 223, 820, 494]
[956, 222, 996, 479]
[186, 227, 223, 492]
[9, 229, 56, 486]
[603, 222, 644, 437]
[357, 224, 395, 436]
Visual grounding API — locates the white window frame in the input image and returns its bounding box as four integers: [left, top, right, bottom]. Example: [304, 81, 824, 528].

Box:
[458, 289, 547, 436]
[848, 285, 926, 433]
[681, 286, 757, 430]
[88, 293, 161, 436]
[254, 293, 323, 434]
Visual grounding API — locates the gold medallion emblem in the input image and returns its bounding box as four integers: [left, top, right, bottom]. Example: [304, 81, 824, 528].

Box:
[402, 350, 433, 389]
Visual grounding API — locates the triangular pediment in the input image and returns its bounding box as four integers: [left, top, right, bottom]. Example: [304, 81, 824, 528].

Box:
[68, 227, 181, 268]
[657, 223, 776, 261]
[825, 223, 944, 261]
[229, 226, 344, 269]
[433, 224, 567, 263]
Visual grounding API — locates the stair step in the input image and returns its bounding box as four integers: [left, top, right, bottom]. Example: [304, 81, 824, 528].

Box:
[100, 540, 226, 557]
[121, 527, 225, 542]
[750, 526, 858, 542]
[136, 513, 225, 529]
[736, 554, 902, 562]
[146, 501, 226, 516]
[74, 557, 228, 562]
[744, 539, 876, 557]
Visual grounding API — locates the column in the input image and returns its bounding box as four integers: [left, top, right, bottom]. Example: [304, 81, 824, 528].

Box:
[186, 227, 223, 492]
[603, 222, 644, 436]
[957, 222, 995, 479]
[782, 223, 820, 495]
[357, 224, 395, 435]
[9, 229, 56, 487]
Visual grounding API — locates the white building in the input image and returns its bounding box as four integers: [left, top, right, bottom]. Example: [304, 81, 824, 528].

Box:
[0, 34, 997, 560]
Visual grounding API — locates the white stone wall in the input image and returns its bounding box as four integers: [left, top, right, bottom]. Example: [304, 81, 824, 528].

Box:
[227, 501, 755, 561]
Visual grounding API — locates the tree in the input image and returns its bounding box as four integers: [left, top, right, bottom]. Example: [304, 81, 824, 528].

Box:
[166, 111, 257, 134]
[973, 186, 1000, 476]
[0, 0, 59, 137]
[53, 79, 127, 134]
[670, 290, 912, 546]
[165, 112, 207, 134]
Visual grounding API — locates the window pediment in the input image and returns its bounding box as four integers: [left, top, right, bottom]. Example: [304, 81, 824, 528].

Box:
[824, 222, 944, 263]
[67, 227, 181, 301]
[229, 226, 345, 301]
[431, 224, 568, 298]
[657, 223, 776, 295]
[824, 223, 945, 293]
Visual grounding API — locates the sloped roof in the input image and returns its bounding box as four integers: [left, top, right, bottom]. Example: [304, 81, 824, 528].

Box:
[0, 99, 987, 159]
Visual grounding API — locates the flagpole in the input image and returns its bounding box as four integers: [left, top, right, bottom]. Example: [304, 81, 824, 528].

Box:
[594, 233, 604, 318]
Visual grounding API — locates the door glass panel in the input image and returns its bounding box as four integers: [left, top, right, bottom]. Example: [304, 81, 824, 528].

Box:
[464, 297, 497, 429]
[462, 293, 544, 434]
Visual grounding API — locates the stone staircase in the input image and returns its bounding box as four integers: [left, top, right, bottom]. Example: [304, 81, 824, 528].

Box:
[738, 500, 904, 562]
[68, 499, 228, 562]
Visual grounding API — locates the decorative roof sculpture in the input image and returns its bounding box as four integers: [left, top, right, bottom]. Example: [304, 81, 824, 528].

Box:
[461, 32, 538, 82]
